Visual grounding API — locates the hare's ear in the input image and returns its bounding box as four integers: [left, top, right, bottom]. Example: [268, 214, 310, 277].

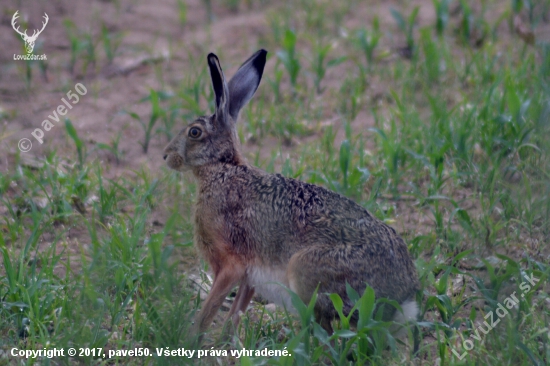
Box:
[227, 49, 267, 121]
[207, 53, 230, 127]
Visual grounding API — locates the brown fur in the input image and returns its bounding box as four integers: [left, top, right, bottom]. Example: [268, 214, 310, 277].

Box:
[163, 50, 420, 340]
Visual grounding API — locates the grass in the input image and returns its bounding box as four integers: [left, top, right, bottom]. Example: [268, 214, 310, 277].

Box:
[2, 0, 550, 365]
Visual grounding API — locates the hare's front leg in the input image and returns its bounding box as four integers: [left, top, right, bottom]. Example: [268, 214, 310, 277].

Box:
[193, 261, 245, 342]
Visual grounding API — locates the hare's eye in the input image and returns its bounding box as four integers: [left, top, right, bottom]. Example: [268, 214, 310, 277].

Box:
[189, 127, 202, 138]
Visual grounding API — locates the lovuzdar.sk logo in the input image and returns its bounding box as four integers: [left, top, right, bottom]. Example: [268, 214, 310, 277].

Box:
[12, 10, 48, 61]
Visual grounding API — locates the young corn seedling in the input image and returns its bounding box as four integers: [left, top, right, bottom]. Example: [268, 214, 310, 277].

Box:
[339, 139, 351, 191]
[176, 0, 187, 27]
[420, 27, 440, 83]
[338, 75, 364, 122]
[311, 40, 346, 94]
[267, 63, 284, 102]
[93, 165, 122, 223]
[276, 29, 301, 92]
[179, 63, 208, 115]
[369, 123, 405, 196]
[354, 16, 381, 69]
[223, 0, 240, 13]
[433, 0, 451, 37]
[81, 32, 97, 75]
[390, 6, 420, 58]
[157, 105, 180, 142]
[458, 0, 474, 44]
[456, 0, 489, 46]
[64, 118, 87, 169]
[127, 89, 164, 153]
[63, 19, 82, 75]
[95, 131, 123, 164]
[101, 23, 123, 65]
[13, 34, 34, 89]
[201, 0, 213, 22]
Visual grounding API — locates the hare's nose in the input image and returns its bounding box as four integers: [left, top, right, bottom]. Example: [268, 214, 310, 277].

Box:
[163, 154, 168, 160]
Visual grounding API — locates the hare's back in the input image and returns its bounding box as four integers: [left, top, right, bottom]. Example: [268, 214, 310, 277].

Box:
[252, 172, 392, 241]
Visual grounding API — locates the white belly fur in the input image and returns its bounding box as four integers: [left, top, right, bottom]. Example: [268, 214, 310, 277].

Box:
[247, 266, 294, 312]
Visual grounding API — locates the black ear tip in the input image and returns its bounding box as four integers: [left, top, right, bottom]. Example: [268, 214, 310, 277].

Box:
[258, 49, 267, 61]
[207, 53, 219, 64]
[254, 49, 268, 70]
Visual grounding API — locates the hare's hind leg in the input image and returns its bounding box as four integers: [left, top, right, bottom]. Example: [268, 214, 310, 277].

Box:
[221, 280, 255, 338]
[228, 281, 255, 323]
[286, 246, 344, 334]
[287, 246, 419, 338]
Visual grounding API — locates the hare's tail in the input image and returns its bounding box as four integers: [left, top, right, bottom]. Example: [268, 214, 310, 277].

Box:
[393, 299, 418, 324]
[390, 299, 418, 338]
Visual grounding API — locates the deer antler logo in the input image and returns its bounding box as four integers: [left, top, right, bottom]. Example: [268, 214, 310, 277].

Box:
[11, 11, 49, 54]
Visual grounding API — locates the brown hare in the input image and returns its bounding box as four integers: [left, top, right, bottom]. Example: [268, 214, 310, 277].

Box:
[163, 49, 420, 340]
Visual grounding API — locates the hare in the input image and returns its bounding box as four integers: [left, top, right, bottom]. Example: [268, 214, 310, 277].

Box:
[163, 49, 420, 340]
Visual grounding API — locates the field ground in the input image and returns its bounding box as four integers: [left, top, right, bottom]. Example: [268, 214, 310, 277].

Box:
[0, 0, 549, 365]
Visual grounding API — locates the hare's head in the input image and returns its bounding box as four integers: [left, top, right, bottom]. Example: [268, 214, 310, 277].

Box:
[163, 50, 267, 171]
